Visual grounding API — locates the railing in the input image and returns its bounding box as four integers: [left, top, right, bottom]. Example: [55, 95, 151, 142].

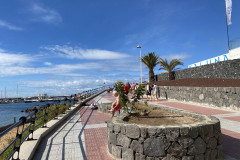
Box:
[0, 86, 112, 160]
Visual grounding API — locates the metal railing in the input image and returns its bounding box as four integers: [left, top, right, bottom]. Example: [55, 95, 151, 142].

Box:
[0, 86, 111, 160]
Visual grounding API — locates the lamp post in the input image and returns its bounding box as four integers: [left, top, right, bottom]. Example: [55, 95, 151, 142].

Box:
[137, 45, 142, 84]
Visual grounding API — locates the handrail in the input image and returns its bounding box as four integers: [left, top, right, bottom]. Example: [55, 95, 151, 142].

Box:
[0, 86, 109, 160]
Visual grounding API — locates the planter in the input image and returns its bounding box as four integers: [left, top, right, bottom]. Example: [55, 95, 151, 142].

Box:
[107, 105, 223, 160]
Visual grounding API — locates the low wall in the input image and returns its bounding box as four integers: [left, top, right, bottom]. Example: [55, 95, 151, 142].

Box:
[155, 59, 240, 81]
[157, 86, 240, 110]
[107, 105, 223, 160]
[98, 102, 120, 116]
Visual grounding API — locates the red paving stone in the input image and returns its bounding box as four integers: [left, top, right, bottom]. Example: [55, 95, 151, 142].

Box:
[79, 107, 111, 125]
[223, 116, 240, 122]
[221, 129, 240, 159]
[101, 93, 115, 102]
[158, 102, 234, 115]
[84, 128, 114, 160]
[86, 99, 96, 105]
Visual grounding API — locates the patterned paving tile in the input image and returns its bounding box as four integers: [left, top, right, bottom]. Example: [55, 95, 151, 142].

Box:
[79, 107, 111, 125]
[158, 102, 234, 115]
[223, 116, 240, 122]
[84, 128, 114, 160]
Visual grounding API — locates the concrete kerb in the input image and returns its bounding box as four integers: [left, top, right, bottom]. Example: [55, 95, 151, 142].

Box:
[19, 90, 106, 160]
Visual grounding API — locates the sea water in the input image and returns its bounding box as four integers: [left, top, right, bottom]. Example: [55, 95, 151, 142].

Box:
[0, 102, 59, 127]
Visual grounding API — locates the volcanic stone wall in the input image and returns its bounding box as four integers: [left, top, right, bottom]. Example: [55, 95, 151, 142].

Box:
[157, 86, 240, 110]
[155, 59, 240, 81]
[107, 106, 223, 160]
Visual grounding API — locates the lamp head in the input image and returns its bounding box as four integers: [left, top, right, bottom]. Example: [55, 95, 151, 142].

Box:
[137, 45, 141, 48]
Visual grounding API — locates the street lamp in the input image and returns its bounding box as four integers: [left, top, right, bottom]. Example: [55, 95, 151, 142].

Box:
[137, 45, 142, 84]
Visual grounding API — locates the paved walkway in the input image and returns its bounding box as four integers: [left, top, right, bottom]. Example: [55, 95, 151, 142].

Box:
[34, 92, 240, 160]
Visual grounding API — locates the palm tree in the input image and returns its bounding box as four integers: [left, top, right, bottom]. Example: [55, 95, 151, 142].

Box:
[158, 58, 184, 80]
[141, 52, 159, 83]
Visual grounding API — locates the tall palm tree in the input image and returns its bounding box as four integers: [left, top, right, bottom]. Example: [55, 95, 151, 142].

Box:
[141, 52, 159, 83]
[159, 58, 184, 80]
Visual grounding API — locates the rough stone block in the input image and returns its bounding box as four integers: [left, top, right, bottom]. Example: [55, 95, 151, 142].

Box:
[162, 154, 180, 160]
[135, 153, 145, 160]
[148, 128, 158, 137]
[121, 125, 126, 134]
[189, 127, 198, 139]
[194, 154, 204, 160]
[207, 137, 217, 149]
[199, 125, 214, 143]
[108, 142, 112, 154]
[217, 133, 222, 145]
[130, 140, 143, 154]
[178, 136, 194, 149]
[205, 149, 217, 160]
[112, 145, 122, 159]
[165, 128, 180, 141]
[217, 145, 224, 159]
[182, 156, 194, 160]
[126, 125, 140, 139]
[144, 137, 165, 157]
[109, 132, 117, 145]
[114, 124, 121, 133]
[180, 127, 190, 136]
[107, 122, 114, 132]
[187, 137, 206, 155]
[167, 141, 187, 157]
[199, 94, 204, 100]
[117, 134, 131, 148]
[122, 147, 134, 160]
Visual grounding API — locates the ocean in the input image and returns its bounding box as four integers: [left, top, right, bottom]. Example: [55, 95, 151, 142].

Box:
[0, 102, 59, 127]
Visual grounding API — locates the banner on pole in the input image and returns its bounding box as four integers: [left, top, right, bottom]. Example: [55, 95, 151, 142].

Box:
[225, 0, 232, 25]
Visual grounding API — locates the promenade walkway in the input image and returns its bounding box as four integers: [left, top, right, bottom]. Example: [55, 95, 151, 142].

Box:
[33, 91, 240, 160]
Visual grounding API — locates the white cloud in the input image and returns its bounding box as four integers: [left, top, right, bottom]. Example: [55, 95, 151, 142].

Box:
[162, 53, 192, 60]
[0, 20, 23, 31]
[43, 45, 131, 60]
[0, 50, 34, 66]
[19, 78, 115, 96]
[30, 3, 62, 24]
[44, 62, 52, 66]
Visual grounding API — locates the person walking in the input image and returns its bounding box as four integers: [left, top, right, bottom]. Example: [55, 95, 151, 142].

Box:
[145, 84, 152, 100]
[131, 82, 136, 91]
[152, 84, 158, 100]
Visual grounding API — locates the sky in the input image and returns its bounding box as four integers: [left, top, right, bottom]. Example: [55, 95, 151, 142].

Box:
[0, 0, 239, 97]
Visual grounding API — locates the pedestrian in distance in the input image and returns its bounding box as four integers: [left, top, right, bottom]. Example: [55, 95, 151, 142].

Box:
[124, 82, 129, 95]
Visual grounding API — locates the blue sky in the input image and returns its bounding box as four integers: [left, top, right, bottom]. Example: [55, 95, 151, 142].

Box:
[0, 0, 239, 97]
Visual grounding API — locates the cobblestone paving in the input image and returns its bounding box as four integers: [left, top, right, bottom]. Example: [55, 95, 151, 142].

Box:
[34, 92, 240, 160]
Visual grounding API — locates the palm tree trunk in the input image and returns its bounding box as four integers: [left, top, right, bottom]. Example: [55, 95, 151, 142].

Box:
[149, 69, 155, 83]
[168, 72, 173, 80]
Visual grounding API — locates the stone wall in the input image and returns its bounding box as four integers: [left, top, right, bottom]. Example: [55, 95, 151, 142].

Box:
[98, 102, 121, 116]
[155, 59, 240, 81]
[157, 86, 240, 110]
[98, 103, 112, 113]
[107, 105, 223, 160]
